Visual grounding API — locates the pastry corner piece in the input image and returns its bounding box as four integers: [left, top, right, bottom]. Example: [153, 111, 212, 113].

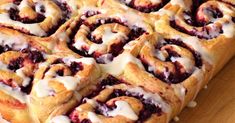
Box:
[0, 0, 234, 123]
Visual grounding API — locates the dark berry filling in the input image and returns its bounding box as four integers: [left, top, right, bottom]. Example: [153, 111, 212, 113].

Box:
[83, 18, 146, 42]
[183, 8, 223, 27]
[69, 62, 84, 75]
[164, 39, 202, 67]
[4, 0, 72, 37]
[21, 49, 45, 63]
[169, 0, 229, 39]
[140, 56, 190, 84]
[52, 59, 64, 64]
[73, 89, 162, 123]
[119, 0, 170, 13]
[86, 75, 122, 98]
[0, 78, 33, 95]
[0, 46, 45, 64]
[0, 79, 16, 88]
[232, 17, 235, 23]
[82, 11, 101, 19]
[13, 0, 22, 5]
[53, 0, 72, 19]
[139, 39, 202, 84]
[81, 119, 92, 123]
[9, 8, 45, 24]
[100, 75, 122, 87]
[20, 76, 33, 94]
[0, 45, 12, 54]
[7, 57, 24, 71]
[56, 69, 64, 76]
[27, 50, 45, 63]
[109, 89, 163, 121]
[170, 20, 223, 39]
[42, 59, 85, 78]
[69, 18, 147, 64]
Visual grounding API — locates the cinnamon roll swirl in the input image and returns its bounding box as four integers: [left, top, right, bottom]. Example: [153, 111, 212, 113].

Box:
[0, 0, 234, 123]
[56, 9, 153, 64]
[0, 0, 72, 37]
[29, 53, 101, 122]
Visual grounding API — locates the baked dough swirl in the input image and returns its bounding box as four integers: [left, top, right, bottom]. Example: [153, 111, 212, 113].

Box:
[0, 0, 73, 37]
[0, 27, 50, 123]
[0, 0, 234, 123]
[69, 76, 170, 123]
[58, 9, 153, 63]
[29, 53, 101, 122]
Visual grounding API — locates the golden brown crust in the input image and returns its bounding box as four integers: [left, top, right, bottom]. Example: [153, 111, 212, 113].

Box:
[0, 0, 234, 123]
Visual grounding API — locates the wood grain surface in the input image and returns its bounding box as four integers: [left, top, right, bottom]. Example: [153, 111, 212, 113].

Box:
[176, 58, 235, 123]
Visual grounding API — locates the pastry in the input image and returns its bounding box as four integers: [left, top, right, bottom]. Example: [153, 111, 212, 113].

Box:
[0, 0, 234, 123]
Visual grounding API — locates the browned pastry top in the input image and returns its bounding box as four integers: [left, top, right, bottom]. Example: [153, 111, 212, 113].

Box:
[0, 0, 234, 123]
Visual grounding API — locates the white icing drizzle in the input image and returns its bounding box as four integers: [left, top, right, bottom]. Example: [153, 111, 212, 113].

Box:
[192, 68, 204, 84]
[0, 32, 28, 51]
[18, 0, 30, 10]
[171, 84, 186, 103]
[35, 1, 62, 22]
[34, 76, 81, 97]
[191, 67, 205, 100]
[73, 37, 88, 50]
[0, 83, 27, 103]
[34, 79, 55, 97]
[88, 27, 127, 54]
[222, 22, 235, 38]
[128, 86, 171, 113]
[173, 116, 180, 122]
[50, 115, 71, 123]
[96, 54, 113, 63]
[123, 41, 138, 50]
[148, 65, 155, 72]
[157, 8, 174, 16]
[34, 56, 97, 97]
[150, 0, 161, 4]
[80, 6, 107, 16]
[84, 98, 98, 107]
[88, 112, 103, 123]
[0, 13, 46, 36]
[56, 31, 70, 42]
[16, 68, 31, 87]
[54, 76, 81, 90]
[172, 36, 213, 64]
[154, 50, 167, 61]
[115, 11, 148, 30]
[62, 56, 95, 65]
[170, 57, 194, 72]
[107, 101, 138, 120]
[0, 62, 8, 71]
[100, 52, 144, 76]
[0, 114, 10, 123]
[123, 0, 132, 4]
[102, 27, 126, 43]
[0, 0, 62, 36]
[187, 101, 197, 108]
[204, 85, 208, 89]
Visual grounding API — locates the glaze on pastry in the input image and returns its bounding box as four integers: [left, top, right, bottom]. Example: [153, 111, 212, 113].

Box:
[0, 0, 234, 123]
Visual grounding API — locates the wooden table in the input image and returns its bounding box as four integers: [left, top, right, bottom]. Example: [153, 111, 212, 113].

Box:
[177, 58, 235, 123]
